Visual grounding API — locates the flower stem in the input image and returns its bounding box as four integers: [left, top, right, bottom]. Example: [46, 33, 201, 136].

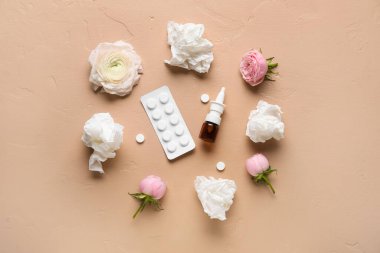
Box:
[262, 175, 275, 194]
[133, 198, 148, 219]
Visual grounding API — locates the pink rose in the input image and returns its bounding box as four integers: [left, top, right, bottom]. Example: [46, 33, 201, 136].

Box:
[246, 154, 277, 194]
[239, 49, 278, 86]
[139, 175, 166, 200]
[246, 153, 270, 176]
[129, 175, 167, 218]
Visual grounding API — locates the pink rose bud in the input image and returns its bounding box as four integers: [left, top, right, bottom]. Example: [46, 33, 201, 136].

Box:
[139, 175, 167, 200]
[245, 154, 277, 194]
[129, 175, 167, 219]
[240, 49, 278, 86]
[246, 154, 270, 176]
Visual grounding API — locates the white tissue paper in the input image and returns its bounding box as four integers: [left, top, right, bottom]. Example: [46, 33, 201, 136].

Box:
[194, 176, 237, 221]
[82, 113, 124, 173]
[246, 100, 285, 143]
[164, 21, 214, 73]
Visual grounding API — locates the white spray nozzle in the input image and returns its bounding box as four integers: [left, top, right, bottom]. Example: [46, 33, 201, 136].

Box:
[215, 87, 225, 105]
[205, 87, 226, 125]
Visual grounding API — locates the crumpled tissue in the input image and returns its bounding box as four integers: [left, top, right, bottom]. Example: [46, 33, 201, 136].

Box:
[82, 113, 124, 173]
[164, 21, 214, 73]
[194, 176, 237, 221]
[246, 100, 285, 143]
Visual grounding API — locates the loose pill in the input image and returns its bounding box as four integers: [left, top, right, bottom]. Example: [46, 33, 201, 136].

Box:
[200, 93, 210, 103]
[135, 134, 145, 144]
[216, 161, 225, 171]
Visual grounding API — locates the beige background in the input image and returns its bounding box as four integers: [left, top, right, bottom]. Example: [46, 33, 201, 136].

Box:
[1, 0, 380, 252]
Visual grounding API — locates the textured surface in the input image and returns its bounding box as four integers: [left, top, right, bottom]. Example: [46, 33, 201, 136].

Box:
[1, 0, 380, 252]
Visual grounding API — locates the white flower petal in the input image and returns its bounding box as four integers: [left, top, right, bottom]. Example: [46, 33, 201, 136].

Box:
[82, 113, 124, 173]
[194, 176, 237, 221]
[165, 21, 214, 73]
[89, 41, 143, 96]
[246, 100, 285, 143]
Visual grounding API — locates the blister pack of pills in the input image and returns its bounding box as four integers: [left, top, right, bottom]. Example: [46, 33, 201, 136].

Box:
[140, 86, 195, 160]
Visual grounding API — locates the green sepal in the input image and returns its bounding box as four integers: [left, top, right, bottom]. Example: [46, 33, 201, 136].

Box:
[265, 57, 279, 81]
[129, 192, 163, 219]
[252, 166, 277, 194]
[129, 192, 147, 200]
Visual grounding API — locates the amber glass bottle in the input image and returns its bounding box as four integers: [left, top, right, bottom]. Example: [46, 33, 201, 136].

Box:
[199, 121, 219, 143]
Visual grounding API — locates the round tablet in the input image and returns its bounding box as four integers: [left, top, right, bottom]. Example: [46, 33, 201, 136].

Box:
[162, 131, 172, 142]
[159, 92, 169, 104]
[169, 114, 179, 125]
[167, 142, 177, 153]
[175, 125, 184, 136]
[216, 161, 225, 171]
[157, 120, 167, 131]
[179, 136, 189, 147]
[200, 94, 210, 103]
[164, 103, 174, 115]
[135, 134, 145, 143]
[152, 110, 162, 121]
[147, 98, 157, 110]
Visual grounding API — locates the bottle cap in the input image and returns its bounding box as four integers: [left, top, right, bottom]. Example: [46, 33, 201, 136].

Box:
[205, 87, 225, 125]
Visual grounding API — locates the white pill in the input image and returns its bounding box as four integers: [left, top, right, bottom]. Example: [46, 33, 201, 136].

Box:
[157, 120, 167, 131]
[179, 136, 189, 147]
[167, 142, 177, 153]
[152, 110, 162, 120]
[200, 94, 210, 103]
[135, 134, 145, 143]
[169, 115, 179, 125]
[216, 161, 225, 171]
[162, 131, 172, 142]
[165, 103, 174, 115]
[159, 92, 169, 104]
[175, 125, 184, 136]
[147, 98, 157, 110]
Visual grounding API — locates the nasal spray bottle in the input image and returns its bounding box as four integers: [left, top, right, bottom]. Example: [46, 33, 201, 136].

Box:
[199, 87, 225, 143]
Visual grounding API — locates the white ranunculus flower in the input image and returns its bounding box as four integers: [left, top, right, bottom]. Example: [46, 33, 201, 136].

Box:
[82, 113, 124, 173]
[164, 21, 214, 73]
[246, 100, 285, 143]
[89, 41, 143, 96]
[194, 176, 237, 221]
